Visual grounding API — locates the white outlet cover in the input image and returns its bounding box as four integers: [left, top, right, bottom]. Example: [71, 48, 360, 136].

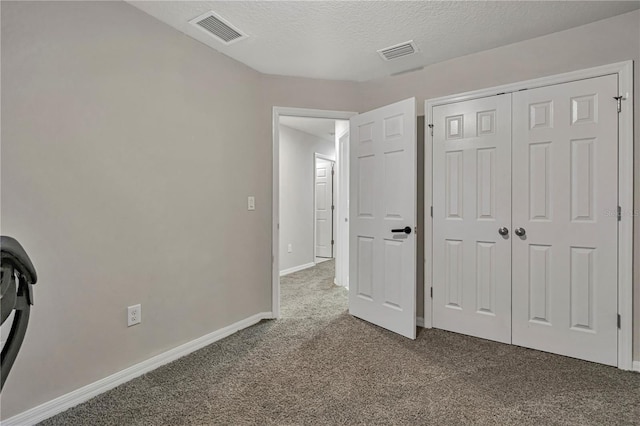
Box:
[128, 304, 141, 327]
[248, 196, 255, 211]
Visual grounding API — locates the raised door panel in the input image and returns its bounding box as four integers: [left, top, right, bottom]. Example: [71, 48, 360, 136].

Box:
[528, 142, 551, 221]
[570, 138, 595, 222]
[383, 239, 403, 309]
[356, 236, 374, 300]
[528, 244, 551, 325]
[476, 241, 496, 316]
[444, 239, 463, 309]
[476, 148, 496, 220]
[445, 151, 464, 219]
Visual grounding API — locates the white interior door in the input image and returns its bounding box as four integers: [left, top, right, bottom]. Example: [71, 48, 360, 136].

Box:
[512, 75, 619, 366]
[315, 158, 334, 258]
[349, 98, 417, 339]
[432, 95, 512, 344]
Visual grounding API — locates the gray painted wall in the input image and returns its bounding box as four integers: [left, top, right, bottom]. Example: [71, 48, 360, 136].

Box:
[0, 1, 360, 419]
[279, 125, 335, 273]
[359, 9, 640, 363]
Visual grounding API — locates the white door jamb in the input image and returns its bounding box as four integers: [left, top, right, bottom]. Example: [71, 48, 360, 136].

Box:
[336, 127, 350, 288]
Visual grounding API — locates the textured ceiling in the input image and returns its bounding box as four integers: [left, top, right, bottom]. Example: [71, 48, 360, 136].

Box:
[128, 1, 640, 82]
[280, 116, 341, 142]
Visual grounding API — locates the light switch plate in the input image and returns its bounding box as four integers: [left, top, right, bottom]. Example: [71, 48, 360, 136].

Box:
[248, 196, 255, 211]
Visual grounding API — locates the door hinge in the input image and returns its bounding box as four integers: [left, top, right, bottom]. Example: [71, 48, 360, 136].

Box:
[618, 206, 622, 221]
[331, 205, 335, 211]
[430, 287, 433, 298]
[428, 123, 434, 136]
[617, 314, 621, 329]
[430, 206, 433, 217]
[331, 240, 334, 245]
[614, 96, 623, 113]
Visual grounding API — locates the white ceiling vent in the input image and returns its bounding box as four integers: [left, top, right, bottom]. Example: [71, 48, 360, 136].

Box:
[189, 11, 247, 45]
[377, 40, 419, 61]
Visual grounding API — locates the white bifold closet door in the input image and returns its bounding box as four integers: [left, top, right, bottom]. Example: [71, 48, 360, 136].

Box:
[432, 95, 512, 344]
[511, 74, 619, 366]
[431, 74, 619, 366]
[349, 98, 417, 339]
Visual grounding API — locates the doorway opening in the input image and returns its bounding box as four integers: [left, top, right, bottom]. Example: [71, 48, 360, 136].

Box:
[272, 108, 355, 318]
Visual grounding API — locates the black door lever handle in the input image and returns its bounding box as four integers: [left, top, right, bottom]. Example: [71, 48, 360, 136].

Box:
[391, 226, 412, 235]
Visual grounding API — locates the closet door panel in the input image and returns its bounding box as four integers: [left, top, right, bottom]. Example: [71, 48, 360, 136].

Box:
[432, 95, 512, 344]
[511, 74, 619, 366]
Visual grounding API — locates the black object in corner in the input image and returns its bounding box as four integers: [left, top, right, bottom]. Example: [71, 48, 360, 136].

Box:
[1, 236, 38, 391]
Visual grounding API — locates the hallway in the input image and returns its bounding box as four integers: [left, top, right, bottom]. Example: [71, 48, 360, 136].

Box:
[280, 260, 346, 319]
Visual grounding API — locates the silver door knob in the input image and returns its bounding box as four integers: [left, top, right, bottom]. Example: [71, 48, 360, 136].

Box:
[498, 227, 509, 236]
[514, 227, 526, 237]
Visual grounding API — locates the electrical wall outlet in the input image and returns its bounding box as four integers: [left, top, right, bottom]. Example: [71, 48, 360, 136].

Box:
[128, 304, 141, 327]
[288, 244, 292, 253]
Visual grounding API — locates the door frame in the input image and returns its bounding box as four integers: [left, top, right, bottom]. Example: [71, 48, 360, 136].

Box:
[313, 153, 336, 260]
[336, 126, 350, 288]
[272, 107, 356, 318]
[424, 61, 634, 370]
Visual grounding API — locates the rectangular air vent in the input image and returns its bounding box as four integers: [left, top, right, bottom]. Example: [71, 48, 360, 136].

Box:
[189, 11, 247, 45]
[377, 41, 418, 61]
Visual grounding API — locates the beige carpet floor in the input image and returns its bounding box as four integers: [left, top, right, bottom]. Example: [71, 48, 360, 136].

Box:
[41, 260, 640, 425]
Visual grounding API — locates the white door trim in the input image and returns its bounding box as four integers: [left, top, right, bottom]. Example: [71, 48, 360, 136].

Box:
[272, 107, 357, 318]
[424, 61, 634, 370]
[314, 153, 336, 260]
[336, 130, 350, 288]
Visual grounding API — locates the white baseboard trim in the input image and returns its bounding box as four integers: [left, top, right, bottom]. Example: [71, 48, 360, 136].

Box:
[333, 278, 349, 288]
[280, 262, 315, 277]
[633, 361, 640, 372]
[2, 311, 273, 426]
[417, 317, 425, 328]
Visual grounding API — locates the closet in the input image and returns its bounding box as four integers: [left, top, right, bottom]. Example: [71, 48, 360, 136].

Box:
[431, 74, 619, 366]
